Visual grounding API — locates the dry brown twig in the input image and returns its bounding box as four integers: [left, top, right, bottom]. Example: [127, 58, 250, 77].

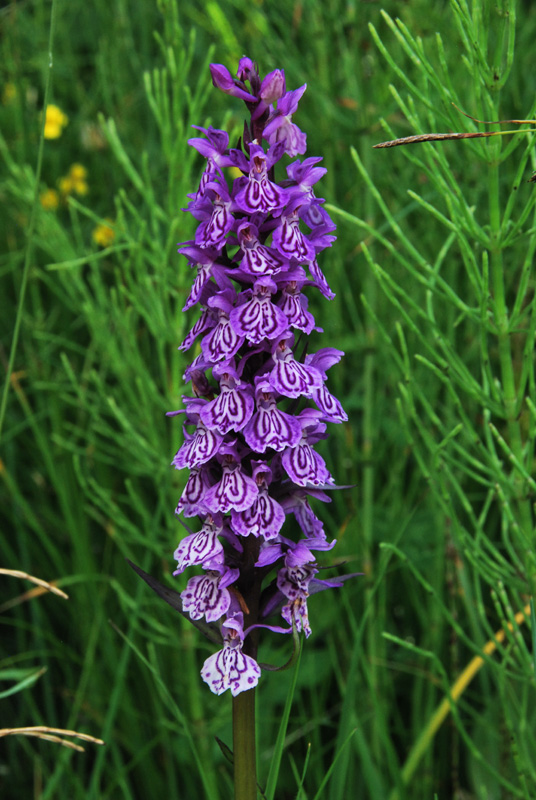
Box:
[0, 568, 68, 612]
[373, 104, 536, 149]
[0, 727, 105, 752]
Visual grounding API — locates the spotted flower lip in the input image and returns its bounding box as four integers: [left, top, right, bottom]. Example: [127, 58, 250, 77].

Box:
[170, 57, 356, 696]
[235, 221, 287, 277]
[200, 365, 254, 435]
[181, 566, 238, 622]
[243, 378, 302, 454]
[229, 277, 289, 344]
[201, 613, 262, 696]
[232, 143, 288, 215]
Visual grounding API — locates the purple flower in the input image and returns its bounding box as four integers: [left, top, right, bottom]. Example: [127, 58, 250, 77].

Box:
[233, 143, 288, 214]
[202, 444, 259, 514]
[229, 277, 289, 344]
[209, 64, 257, 103]
[188, 126, 234, 173]
[201, 615, 261, 696]
[175, 465, 213, 518]
[178, 244, 230, 311]
[263, 86, 308, 156]
[170, 57, 355, 696]
[272, 198, 317, 262]
[193, 180, 235, 249]
[306, 349, 348, 422]
[281, 487, 330, 538]
[281, 418, 333, 487]
[276, 272, 318, 334]
[268, 335, 323, 398]
[172, 406, 223, 470]
[243, 378, 302, 453]
[200, 363, 254, 434]
[231, 463, 286, 539]
[181, 566, 237, 622]
[235, 221, 286, 277]
[260, 70, 286, 104]
[201, 289, 245, 363]
[173, 515, 225, 573]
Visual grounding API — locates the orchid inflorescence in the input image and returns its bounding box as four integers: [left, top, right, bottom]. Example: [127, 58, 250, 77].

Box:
[170, 57, 350, 696]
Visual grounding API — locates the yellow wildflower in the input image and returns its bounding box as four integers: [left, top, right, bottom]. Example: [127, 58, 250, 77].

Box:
[68, 163, 89, 195]
[44, 104, 69, 139]
[58, 176, 73, 195]
[58, 163, 89, 197]
[2, 83, 17, 105]
[92, 219, 115, 248]
[40, 188, 60, 211]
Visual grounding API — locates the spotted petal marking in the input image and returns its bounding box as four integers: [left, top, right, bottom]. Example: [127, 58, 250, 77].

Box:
[281, 440, 332, 486]
[278, 286, 316, 333]
[243, 397, 302, 453]
[311, 383, 348, 422]
[173, 526, 224, 573]
[181, 572, 231, 622]
[277, 564, 316, 599]
[203, 463, 259, 513]
[231, 487, 286, 539]
[230, 294, 288, 344]
[201, 385, 254, 434]
[281, 597, 312, 637]
[272, 211, 315, 262]
[201, 316, 244, 363]
[269, 353, 322, 399]
[172, 423, 223, 470]
[201, 640, 261, 696]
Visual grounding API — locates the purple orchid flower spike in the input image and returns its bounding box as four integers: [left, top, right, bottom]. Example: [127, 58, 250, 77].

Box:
[168, 57, 359, 699]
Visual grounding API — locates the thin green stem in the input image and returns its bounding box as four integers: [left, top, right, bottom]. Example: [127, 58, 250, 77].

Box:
[0, 0, 57, 440]
[487, 134, 534, 549]
[233, 688, 257, 800]
[232, 534, 261, 800]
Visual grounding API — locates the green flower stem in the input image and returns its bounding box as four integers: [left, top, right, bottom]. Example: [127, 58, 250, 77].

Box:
[232, 688, 257, 800]
[231, 533, 261, 800]
[487, 134, 534, 546]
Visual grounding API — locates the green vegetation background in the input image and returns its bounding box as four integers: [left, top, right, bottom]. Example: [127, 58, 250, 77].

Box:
[2, 0, 536, 798]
